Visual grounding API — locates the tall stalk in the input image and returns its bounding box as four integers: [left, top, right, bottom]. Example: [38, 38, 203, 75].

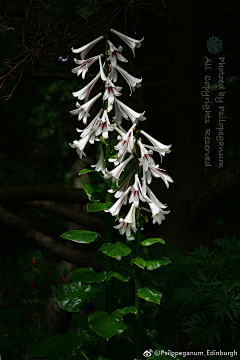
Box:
[134, 128, 142, 358]
[103, 30, 115, 360]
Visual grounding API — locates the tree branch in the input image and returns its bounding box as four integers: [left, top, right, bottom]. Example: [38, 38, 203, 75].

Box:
[0, 204, 104, 272]
[25, 200, 105, 234]
[0, 185, 88, 204]
[189, 161, 240, 225]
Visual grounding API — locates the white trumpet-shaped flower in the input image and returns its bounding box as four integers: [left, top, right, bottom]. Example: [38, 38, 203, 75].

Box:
[72, 72, 100, 102]
[107, 40, 128, 67]
[104, 154, 134, 184]
[110, 29, 144, 58]
[71, 55, 102, 79]
[114, 204, 137, 237]
[99, 57, 107, 81]
[104, 186, 131, 216]
[140, 130, 172, 160]
[138, 139, 155, 172]
[69, 131, 97, 159]
[113, 123, 137, 165]
[92, 110, 116, 139]
[77, 109, 103, 138]
[72, 36, 104, 60]
[108, 171, 134, 197]
[141, 185, 170, 224]
[129, 174, 149, 208]
[108, 66, 118, 83]
[114, 98, 146, 124]
[91, 150, 106, 174]
[102, 78, 122, 111]
[70, 93, 102, 123]
[114, 64, 142, 95]
[145, 164, 173, 188]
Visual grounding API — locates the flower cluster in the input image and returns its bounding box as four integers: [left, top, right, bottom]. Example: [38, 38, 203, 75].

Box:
[70, 29, 173, 237]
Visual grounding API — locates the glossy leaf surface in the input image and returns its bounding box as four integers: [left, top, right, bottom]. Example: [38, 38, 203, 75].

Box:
[60, 230, 98, 244]
[87, 202, 113, 212]
[99, 242, 132, 261]
[53, 282, 99, 312]
[137, 287, 162, 305]
[88, 310, 128, 340]
[141, 238, 166, 246]
[70, 267, 107, 283]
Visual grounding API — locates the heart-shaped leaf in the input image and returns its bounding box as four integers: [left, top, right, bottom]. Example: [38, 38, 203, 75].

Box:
[137, 287, 162, 305]
[99, 242, 132, 261]
[88, 311, 128, 340]
[87, 202, 114, 212]
[106, 270, 130, 282]
[70, 267, 107, 283]
[60, 230, 98, 244]
[53, 282, 99, 312]
[146, 257, 172, 270]
[130, 257, 146, 269]
[141, 238, 166, 247]
[82, 182, 105, 202]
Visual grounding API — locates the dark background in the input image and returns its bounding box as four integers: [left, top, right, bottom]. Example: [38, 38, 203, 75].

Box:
[0, 0, 240, 354]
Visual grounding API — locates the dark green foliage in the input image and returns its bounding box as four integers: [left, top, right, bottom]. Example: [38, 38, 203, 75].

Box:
[0, 250, 70, 358]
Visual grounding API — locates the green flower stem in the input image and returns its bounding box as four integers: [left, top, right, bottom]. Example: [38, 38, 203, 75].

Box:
[103, 29, 114, 360]
[134, 128, 142, 358]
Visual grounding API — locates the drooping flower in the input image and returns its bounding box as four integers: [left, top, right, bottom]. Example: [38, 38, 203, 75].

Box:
[92, 110, 116, 139]
[145, 164, 173, 188]
[129, 174, 149, 208]
[140, 130, 172, 160]
[115, 123, 136, 154]
[69, 131, 97, 159]
[107, 40, 128, 67]
[108, 171, 134, 197]
[110, 29, 144, 57]
[114, 64, 142, 95]
[141, 185, 170, 224]
[71, 55, 102, 79]
[70, 92, 102, 123]
[114, 204, 137, 237]
[104, 186, 131, 216]
[114, 98, 146, 124]
[104, 154, 134, 184]
[108, 66, 118, 83]
[72, 72, 101, 102]
[77, 109, 103, 139]
[99, 57, 107, 81]
[72, 36, 104, 60]
[91, 150, 106, 174]
[138, 139, 155, 172]
[102, 78, 122, 111]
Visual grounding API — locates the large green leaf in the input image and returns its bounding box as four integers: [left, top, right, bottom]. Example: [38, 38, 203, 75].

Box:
[60, 230, 98, 244]
[130, 257, 146, 269]
[79, 168, 103, 178]
[117, 306, 138, 315]
[137, 287, 162, 305]
[141, 238, 166, 246]
[87, 202, 113, 212]
[70, 267, 107, 283]
[146, 257, 172, 270]
[88, 311, 128, 340]
[99, 242, 132, 261]
[105, 270, 130, 282]
[26, 331, 83, 357]
[82, 182, 105, 202]
[53, 282, 99, 312]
